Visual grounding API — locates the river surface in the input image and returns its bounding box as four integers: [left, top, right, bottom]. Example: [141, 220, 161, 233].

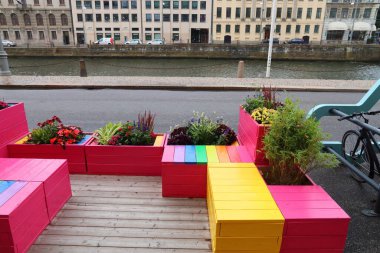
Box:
[8, 57, 380, 79]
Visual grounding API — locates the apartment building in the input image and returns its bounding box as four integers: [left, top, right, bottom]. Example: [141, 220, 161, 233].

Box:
[0, 0, 74, 46]
[71, 0, 212, 45]
[322, 0, 379, 43]
[213, 0, 327, 44]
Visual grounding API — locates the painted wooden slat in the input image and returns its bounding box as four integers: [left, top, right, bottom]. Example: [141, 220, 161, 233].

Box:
[0, 181, 15, 194]
[226, 146, 241, 163]
[195, 146, 207, 164]
[153, 135, 164, 146]
[236, 146, 254, 162]
[206, 146, 219, 163]
[173, 146, 185, 163]
[0, 182, 27, 207]
[185, 146, 197, 164]
[161, 146, 175, 163]
[216, 146, 230, 163]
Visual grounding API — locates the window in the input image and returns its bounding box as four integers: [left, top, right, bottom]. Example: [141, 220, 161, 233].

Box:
[339, 8, 348, 18]
[0, 14, 6, 26]
[61, 14, 68, 25]
[59, 0, 64, 5]
[163, 1, 170, 8]
[297, 8, 302, 19]
[47, 0, 52, 5]
[172, 33, 179, 41]
[76, 1, 81, 8]
[145, 0, 151, 8]
[226, 7, 231, 18]
[235, 24, 240, 33]
[95, 1, 100, 8]
[173, 1, 179, 9]
[181, 1, 189, 9]
[153, 33, 160, 39]
[154, 13, 160, 21]
[286, 25, 291, 33]
[105, 33, 112, 38]
[84, 1, 92, 8]
[296, 24, 300, 33]
[256, 8, 261, 18]
[163, 14, 170, 21]
[352, 8, 360, 18]
[3, 31, 9, 40]
[145, 33, 152, 41]
[276, 24, 281, 33]
[39, 31, 44, 40]
[276, 8, 281, 18]
[34, 0, 39, 5]
[305, 25, 310, 33]
[192, 1, 197, 9]
[306, 8, 312, 18]
[132, 14, 137, 21]
[173, 14, 179, 21]
[112, 1, 118, 9]
[154, 1, 159, 8]
[78, 14, 83, 22]
[96, 14, 102, 21]
[200, 14, 205, 22]
[216, 24, 221, 33]
[96, 33, 103, 40]
[266, 8, 271, 18]
[85, 14, 93, 22]
[246, 8, 251, 18]
[363, 8, 371, 18]
[287, 8, 292, 18]
[104, 1, 109, 8]
[114, 33, 120, 40]
[225, 24, 230, 33]
[121, 14, 128, 21]
[35, 14, 43, 26]
[245, 24, 250, 33]
[27, 31, 33, 40]
[200, 1, 206, 9]
[192, 14, 197, 22]
[11, 13, 19, 25]
[329, 8, 337, 18]
[8, 0, 14, 5]
[104, 14, 110, 22]
[24, 14, 31, 26]
[146, 14, 152, 22]
[217, 7, 222, 18]
[113, 14, 118, 22]
[236, 8, 241, 18]
[131, 0, 137, 8]
[181, 14, 189, 21]
[316, 8, 321, 19]
[15, 31, 21, 40]
[327, 30, 344, 40]
[255, 25, 261, 33]
[314, 24, 319, 33]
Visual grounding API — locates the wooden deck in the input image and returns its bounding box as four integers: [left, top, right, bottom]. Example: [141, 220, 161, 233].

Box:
[29, 175, 212, 253]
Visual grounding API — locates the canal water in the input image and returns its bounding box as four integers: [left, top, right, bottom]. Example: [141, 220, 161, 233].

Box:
[8, 57, 380, 80]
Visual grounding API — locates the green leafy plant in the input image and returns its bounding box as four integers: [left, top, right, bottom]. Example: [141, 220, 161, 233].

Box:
[94, 122, 123, 145]
[187, 112, 219, 145]
[27, 124, 58, 144]
[242, 86, 283, 114]
[107, 122, 155, 146]
[263, 98, 339, 185]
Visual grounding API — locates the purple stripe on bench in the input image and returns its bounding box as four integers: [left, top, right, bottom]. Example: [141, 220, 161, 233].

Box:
[174, 146, 185, 163]
[0, 181, 28, 207]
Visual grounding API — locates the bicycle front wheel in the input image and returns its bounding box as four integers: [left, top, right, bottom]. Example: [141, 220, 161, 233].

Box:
[342, 130, 371, 181]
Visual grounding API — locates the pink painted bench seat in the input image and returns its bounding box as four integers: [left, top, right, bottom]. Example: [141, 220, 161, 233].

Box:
[269, 185, 350, 253]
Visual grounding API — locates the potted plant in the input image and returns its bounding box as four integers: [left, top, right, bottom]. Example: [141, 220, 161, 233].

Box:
[7, 116, 91, 174]
[262, 98, 350, 253]
[238, 86, 282, 166]
[85, 111, 166, 175]
[0, 100, 28, 158]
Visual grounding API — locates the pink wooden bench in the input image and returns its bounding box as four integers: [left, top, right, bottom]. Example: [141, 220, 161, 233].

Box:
[269, 185, 350, 253]
[0, 103, 28, 158]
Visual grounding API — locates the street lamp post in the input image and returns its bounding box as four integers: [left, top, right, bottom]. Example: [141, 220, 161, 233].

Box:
[349, 0, 359, 43]
[0, 34, 11, 76]
[265, 0, 278, 78]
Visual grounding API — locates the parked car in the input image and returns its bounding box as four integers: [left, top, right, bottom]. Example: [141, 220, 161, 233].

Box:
[262, 38, 280, 44]
[147, 39, 165, 45]
[124, 39, 142, 45]
[94, 38, 114, 45]
[287, 38, 306, 44]
[2, 40, 17, 47]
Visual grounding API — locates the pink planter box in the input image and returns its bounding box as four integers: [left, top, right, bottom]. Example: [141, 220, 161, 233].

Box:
[238, 106, 269, 167]
[7, 135, 92, 174]
[0, 158, 72, 221]
[269, 185, 350, 253]
[0, 103, 28, 158]
[85, 134, 166, 175]
[0, 181, 50, 253]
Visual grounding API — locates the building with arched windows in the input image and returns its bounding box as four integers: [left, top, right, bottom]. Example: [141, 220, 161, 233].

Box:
[0, 0, 74, 46]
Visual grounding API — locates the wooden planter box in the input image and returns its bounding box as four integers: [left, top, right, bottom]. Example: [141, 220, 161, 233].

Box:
[85, 133, 166, 175]
[238, 106, 269, 167]
[0, 103, 28, 158]
[162, 138, 253, 198]
[7, 134, 92, 174]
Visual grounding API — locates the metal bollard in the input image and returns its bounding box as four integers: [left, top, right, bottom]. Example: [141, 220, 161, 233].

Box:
[237, 60, 244, 78]
[79, 59, 87, 77]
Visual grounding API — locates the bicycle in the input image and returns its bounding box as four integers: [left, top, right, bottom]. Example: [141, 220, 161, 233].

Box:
[340, 110, 380, 182]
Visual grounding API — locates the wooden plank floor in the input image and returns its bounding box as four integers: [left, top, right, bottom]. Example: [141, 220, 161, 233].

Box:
[29, 175, 212, 253]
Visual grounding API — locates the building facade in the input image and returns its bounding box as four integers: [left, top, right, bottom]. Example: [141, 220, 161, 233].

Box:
[70, 0, 212, 45]
[322, 0, 379, 43]
[0, 0, 74, 46]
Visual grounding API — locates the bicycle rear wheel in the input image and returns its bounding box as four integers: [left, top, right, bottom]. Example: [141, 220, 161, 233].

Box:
[342, 130, 372, 182]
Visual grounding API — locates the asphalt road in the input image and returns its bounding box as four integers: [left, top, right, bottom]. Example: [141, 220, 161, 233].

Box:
[1, 88, 380, 253]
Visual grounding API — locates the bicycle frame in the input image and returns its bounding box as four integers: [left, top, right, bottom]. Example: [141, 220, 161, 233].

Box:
[359, 127, 380, 178]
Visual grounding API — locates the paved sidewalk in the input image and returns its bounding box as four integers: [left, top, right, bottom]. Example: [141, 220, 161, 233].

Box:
[0, 76, 376, 91]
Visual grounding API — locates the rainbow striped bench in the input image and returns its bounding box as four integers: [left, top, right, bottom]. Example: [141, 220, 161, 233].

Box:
[162, 144, 253, 198]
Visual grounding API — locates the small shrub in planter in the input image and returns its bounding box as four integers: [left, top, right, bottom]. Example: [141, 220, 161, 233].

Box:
[167, 112, 237, 145]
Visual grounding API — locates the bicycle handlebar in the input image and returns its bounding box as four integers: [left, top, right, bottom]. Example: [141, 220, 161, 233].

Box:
[338, 110, 380, 121]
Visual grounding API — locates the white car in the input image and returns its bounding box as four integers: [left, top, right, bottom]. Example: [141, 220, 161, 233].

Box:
[94, 38, 114, 45]
[125, 39, 142, 45]
[2, 40, 17, 47]
[147, 39, 164, 45]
